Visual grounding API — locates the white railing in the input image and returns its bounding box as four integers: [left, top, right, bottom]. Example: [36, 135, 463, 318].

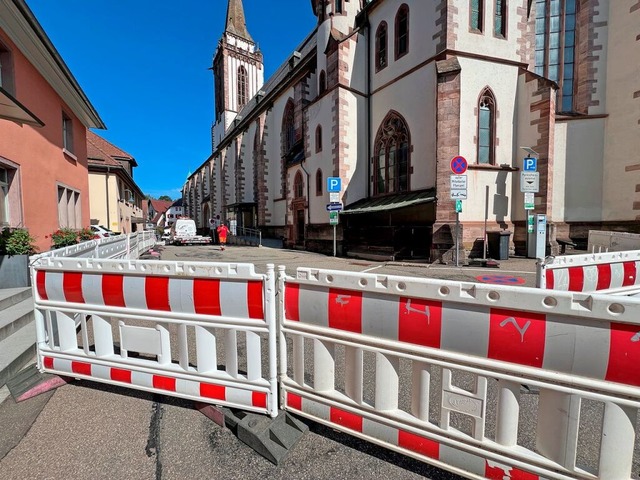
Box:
[278, 267, 640, 480]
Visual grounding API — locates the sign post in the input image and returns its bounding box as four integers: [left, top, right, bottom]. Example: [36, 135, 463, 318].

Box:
[521, 157, 539, 257]
[327, 177, 342, 257]
[450, 156, 468, 267]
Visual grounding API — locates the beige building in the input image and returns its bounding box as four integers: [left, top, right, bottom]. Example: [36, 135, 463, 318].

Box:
[184, 0, 640, 261]
[87, 131, 145, 233]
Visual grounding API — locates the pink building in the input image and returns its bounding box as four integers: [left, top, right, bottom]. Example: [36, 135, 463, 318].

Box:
[0, 0, 105, 252]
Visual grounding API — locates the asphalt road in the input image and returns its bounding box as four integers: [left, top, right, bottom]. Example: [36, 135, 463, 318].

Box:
[0, 245, 636, 479]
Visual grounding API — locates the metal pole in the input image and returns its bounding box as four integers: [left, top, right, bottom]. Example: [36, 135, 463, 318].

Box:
[333, 224, 337, 257]
[455, 211, 460, 267]
[483, 185, 489, 260]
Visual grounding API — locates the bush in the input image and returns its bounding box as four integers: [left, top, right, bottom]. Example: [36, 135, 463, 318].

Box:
[0, 228, 38, 256]
[78, 227, 99, 242]
[49, 228, 80, 249]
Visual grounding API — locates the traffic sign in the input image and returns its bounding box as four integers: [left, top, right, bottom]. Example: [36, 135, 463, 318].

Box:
[450, 156, 468, 174]
[450, 175, 467, 190]
[329, 211, 339, 225]
[455, 200, 463, 213]
[329, 192, 340, 203]
[520, 171, 539, 193]
[524, 192, 534, 210]
[523, 157, 537, 171]
[450, 190, 467, 200]
[327, 177, 341, 192]
[326, 202, 343, 212]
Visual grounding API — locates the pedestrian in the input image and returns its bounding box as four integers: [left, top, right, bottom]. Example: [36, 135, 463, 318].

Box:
[217, 223, 230, 251]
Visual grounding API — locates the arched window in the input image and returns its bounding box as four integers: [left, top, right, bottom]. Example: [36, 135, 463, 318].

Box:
[316, 169, 323, 196]
[315, 125, 323, 153]
[477, 88, 496, 164]
[375, 22, 387, 72]
[237, 66, 248, 109]
[319, 70, 326, 94]
[470, 0, 484, 32]
[294, 171, 304, 198]
[395, 5, 409, 59]
[373, 111, 410, 195]
[282, 100, 295, 154]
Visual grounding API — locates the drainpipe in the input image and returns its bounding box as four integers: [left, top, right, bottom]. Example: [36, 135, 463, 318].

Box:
[105, 166, 111, 228]
[365, 10, 372, 199]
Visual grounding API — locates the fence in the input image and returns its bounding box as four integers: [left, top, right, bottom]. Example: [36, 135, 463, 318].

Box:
[29, 239, 640, 479]
[537, 249, 640, 295]
[278, 267, 640, 479]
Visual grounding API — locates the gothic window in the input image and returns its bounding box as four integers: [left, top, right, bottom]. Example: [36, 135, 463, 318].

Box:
[316, 169, 323, 196]
[319, 70, 326, 94]
[237, 66, 248, 109]
[494, 0, 507, 37]
[535, 0, 577, 112]
[477, 88, 496, 165]
[470, 0, 484, 32]
[294, 171, 304, 198]
[395, 5, 409, 59]
[375, 22, 388, 72]
[315, 125, 322, 153]
[282, 100, 295, 154]
[373, 111, 410, 195]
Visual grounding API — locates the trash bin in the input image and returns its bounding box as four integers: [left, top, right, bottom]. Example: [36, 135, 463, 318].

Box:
[487, 231, 511, 260]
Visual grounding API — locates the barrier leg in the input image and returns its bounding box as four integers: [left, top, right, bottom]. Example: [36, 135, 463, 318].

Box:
[598, 402, 636, 479]
[375, 352, 399, 411]
[345, 346, 363, 404]
[313, 339, 335, 392]
[495, 379, 520, 446]
[536, 389, 580, 469]
[411, 361, 430, 422]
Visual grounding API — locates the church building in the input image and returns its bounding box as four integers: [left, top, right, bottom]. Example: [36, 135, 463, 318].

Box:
[183, 0, 640, 261]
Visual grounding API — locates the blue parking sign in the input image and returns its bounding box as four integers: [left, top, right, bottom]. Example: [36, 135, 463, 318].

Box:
[523, 157, 537, 171]
[327, 177, 341, 192]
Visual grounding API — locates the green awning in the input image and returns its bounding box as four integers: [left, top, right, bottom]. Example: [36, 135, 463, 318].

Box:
[341, 190, 435, 215]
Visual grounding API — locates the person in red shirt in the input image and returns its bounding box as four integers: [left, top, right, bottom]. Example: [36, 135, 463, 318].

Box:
[216, 223, 230, 250]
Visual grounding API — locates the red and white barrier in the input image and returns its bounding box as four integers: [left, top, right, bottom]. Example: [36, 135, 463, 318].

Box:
[32, 257, 278, 417]
[537, 250, 640, 295]
[279, 267, 640, 480]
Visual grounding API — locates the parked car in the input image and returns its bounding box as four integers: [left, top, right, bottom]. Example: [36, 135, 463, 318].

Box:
[90, 225, 115, 238]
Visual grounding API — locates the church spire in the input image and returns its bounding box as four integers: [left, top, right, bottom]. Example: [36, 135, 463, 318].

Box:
[225, 0, 253, 42]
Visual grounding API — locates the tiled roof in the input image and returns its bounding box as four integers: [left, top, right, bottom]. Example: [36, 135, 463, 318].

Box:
[87, 131, 133, 160]
[150, 199, 173, 213]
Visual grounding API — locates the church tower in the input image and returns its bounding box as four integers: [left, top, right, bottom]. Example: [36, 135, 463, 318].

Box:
[211, 0, 264, 151]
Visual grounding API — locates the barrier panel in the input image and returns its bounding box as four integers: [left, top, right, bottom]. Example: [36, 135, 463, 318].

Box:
[588, 230, 640, 253]
[278, 267, 640, 479]
[31, 257, 278, 417]
[537, 250, 640, 295]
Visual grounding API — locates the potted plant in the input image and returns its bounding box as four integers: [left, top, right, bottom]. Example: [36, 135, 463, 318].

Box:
[0, 227, 38, 288]
[49, 228, 80, 249]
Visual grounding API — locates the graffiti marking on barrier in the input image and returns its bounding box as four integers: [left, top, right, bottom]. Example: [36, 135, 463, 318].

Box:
[632, 331, 640, 343]
[404, 299, 430, 324]
[335, 295, 351, 306]
[499, 317, 531, 343]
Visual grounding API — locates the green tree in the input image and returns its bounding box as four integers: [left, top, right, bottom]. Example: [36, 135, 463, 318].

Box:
[158, 195, 172, 202]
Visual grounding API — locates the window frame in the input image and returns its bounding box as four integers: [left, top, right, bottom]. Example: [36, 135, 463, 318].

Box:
[373, 111, 411, 196]
[57, 184, 81, 229]
[237, 65, 248, 110]
[470, 0, 485, 33]
[0, 41, 15, 95]
[395, 4, 410, 60]
[293, 171, 304, 199]
[375, 22, 388, 72]
[62, 111, 74, 154]
[494, 0, 507, 39]
[477, 88, 497, 165]
[282, 100, 296, 155]
[319, 70, 326, 94]
[315, 125, 323, 153]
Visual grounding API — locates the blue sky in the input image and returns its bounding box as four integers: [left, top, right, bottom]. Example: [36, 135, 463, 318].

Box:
[26, 0, 317, 200]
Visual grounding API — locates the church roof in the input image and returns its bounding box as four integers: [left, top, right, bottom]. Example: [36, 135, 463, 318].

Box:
[225, 0, 253, 42]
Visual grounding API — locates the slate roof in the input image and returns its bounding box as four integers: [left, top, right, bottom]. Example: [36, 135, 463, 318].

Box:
[225, 0, 253, 42]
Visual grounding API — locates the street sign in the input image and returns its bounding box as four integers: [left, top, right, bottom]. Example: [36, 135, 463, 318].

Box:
[450, 190, 467, 200]
[329, 211, 339, 225]
[455, 200, 463, 213]
[329, 192, 340, 203]
[327, 177, 341, 192]
[450, 175, 467, 190]
[524, 192, 534, 210]
[523, 157, 537, 172]
[450, 156, 468, 175]
[326, 202, 343, 212]
[520, 171, 540, 193]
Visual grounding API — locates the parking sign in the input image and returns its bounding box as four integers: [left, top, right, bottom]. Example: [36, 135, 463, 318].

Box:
[327, 177, 341, 192]
[523, 157, 537, 172]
